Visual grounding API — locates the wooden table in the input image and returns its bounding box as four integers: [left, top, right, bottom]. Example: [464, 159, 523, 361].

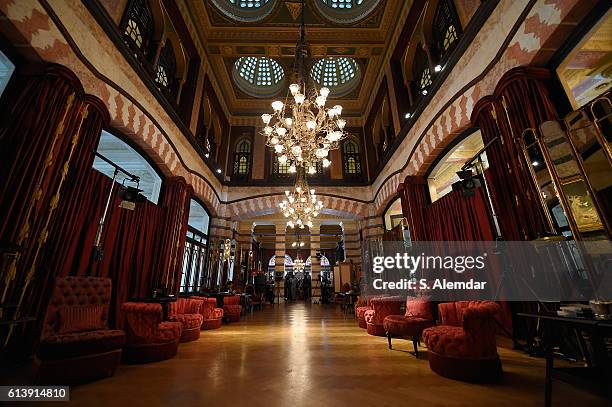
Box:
[518, 312, 612, 406]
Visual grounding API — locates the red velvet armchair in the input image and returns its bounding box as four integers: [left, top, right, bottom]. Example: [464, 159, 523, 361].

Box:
[383, 297, 434, 356]
[422, 301, 503, 382]
[223, 295, 242, 323]
[34, 277, 125, 385]
[168, 298, 204, 342]
[121, 302, 182, 363]
[355, 296, 379, 329]
[191, 296, 224, 330]
[363, 297, 403, 336]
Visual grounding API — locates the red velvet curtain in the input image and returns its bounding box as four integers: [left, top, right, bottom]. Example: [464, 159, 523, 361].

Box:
[0, 65, 89, 358]
[154, 177, 193, 296]
[397, 176, 428, 241]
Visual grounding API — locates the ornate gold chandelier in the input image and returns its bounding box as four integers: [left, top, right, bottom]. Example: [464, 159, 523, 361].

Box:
[279, 168, 323, 229]
[293, 255, 305, 273]
[260, 0, 346, 173]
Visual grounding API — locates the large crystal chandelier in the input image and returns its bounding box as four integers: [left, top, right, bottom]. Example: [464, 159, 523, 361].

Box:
[279, 168, 323, 229]
[293, 255, 305, 273]
[260, 0, 346, 173]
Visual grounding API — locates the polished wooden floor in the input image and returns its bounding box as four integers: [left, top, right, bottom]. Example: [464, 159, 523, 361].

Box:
[53, 303, 607, 406]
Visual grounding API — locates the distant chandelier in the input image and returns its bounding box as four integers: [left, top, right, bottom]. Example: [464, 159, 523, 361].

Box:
[293, 255, 305, 273]
[280, 168, 323, 229]
[260, 0, 346, 173]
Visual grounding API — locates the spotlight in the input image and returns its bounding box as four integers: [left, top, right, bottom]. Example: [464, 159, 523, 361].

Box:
[532, 161, 539, 167]
[452, 171, 481, 197]
[216, 169, 222, 174]
[405, 113, 411, 119]
[421, 89, 428, 96]
[434, 64, 442, 72]
[118, 185, 146, 211]
[205, 153, 209, 158]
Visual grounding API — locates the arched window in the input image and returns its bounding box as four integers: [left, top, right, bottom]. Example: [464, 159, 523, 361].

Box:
[93, 130, 162, 203]
[233, 139, 251, 179]
[181, 199, 210, 293]
[0, 49, 15, 97]
[155, 41, 177, 95]
[413, 46, 431, 94]
[121, 0, 154, 57]
[233, 57, 285, 98]
[433, 0, 462, 58]
[311, 57, 361, 97]
[343, 139, 362, 178]
[273, 156, 291, 177]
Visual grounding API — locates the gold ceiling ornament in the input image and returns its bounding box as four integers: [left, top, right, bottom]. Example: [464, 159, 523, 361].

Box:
[279, 167, 324, 229]
[285, 1, 303, 21]
[260, 0, 346, 174]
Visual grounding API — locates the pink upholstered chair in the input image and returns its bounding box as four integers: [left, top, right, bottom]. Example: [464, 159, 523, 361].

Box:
[422, 301, 503, 382]
[383, 297, 434, 356]
[355, 296, 379, 329]
[223, 295, 242, 323]
[168, 298, 204, 342]
[121, 302, 182, 363]
[34, 277, 125, 384]
[363, 297, 403, 336]
[191, 296, 224, 330]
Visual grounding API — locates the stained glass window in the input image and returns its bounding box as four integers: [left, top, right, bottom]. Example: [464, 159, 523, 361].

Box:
[155, 42, 177, 93]
[122, 0, 154, 55]
[229, 0, 270, 8]
[233, 139, 251, 178]
[433, 0, 462, 56]
[320, 0, 366, 8]
[343, 140, 362, 177]
[311, 57, 360, 96]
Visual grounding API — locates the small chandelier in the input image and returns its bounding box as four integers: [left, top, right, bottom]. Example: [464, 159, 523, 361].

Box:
[293, 255, 305, 273]
[260, 0, 346, 172]
[279, 168, 323, 229]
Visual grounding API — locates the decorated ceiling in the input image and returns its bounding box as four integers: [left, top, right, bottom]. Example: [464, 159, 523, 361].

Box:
[181, 0, 408, 119]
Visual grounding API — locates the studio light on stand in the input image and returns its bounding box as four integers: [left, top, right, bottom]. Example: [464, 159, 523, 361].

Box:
[93, 151, 145, 261]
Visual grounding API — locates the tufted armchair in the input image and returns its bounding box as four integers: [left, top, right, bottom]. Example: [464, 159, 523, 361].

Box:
[191, 296, 224, 330]
[223, 295, 242, 323]
[168, 298, 204, 342]
[355, 296, 378, 329]
[363, 296, 403, 336]
[383, 297, 435, 356]
[422, 301, 503, 382]
[34, 277, 125, 385]
[121, 302, 182, 363]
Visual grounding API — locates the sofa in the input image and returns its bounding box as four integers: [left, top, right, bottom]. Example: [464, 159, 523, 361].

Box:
[191, 296, 224, 330]
[223, 295, 242, 323]
[422, 301, 503, 382]
[34, 276, 125, 385]
[121, 302, 182, 363]
[383, 297, 435, 356]
[168, 298, 204, 342]
[363, 297, 403, 336]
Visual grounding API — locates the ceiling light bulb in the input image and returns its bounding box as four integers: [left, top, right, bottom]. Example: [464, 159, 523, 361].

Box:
[274, 144, 284, 153]
[216, 169, 222, 174]
[291, 145, 302, 155]
[287, 221, 294, 228]
[308, 166, 316, 174]
[272, 100, 284, 111]
[319, 87, 330, 98]
[315, 96, 326, 107]
[337, 119, 346, 129]
[315, 148, 328, 158]
[205, 153, 210, 158]
[300, 242, 304, 247]
[294, 94, 305, 105]
[264, 126, 273, 135]
[296, 186, 302, 193]
[405, 113, 411, 119]
[278, 155, 288, 164]
[307, 221, 313, 228]
[306, 120, 316, 130]
[289, 165, 296, 173]
[434, 64, 442, 72]
[322, 158, 331, 167]
[276, 127, 287, 136]
[296, 156, 303, 162]
[532, 161, 539, 167]
[261, 113, 272, 124]
[285, 191, 290, 196]
[270, 137, 279, 145]
[327, 108, 338, 118]
[289, 83, 300, 95]
[326, 131, 342, 142]
[333, 105, 343, 115]
[421, 89, 428, 96]
[285, 117, 293, 127]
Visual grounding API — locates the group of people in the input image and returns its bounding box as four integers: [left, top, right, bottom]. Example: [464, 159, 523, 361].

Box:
[284, 272, 312, 301]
